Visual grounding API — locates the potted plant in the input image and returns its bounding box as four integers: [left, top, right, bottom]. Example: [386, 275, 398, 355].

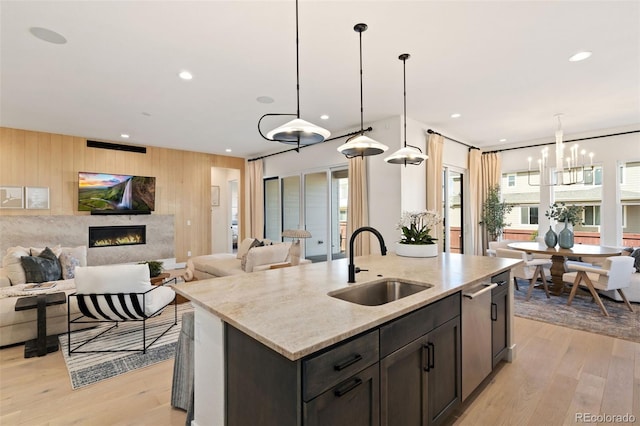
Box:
[395, 210, 443, 257]
[544, 202, 584, 248]
[480, 185, 513, 242]
[139, 260, 164, 278]
[544, 202, 584, 228]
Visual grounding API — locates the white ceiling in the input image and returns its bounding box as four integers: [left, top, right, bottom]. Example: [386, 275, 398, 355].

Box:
[1, 1, 639, 159]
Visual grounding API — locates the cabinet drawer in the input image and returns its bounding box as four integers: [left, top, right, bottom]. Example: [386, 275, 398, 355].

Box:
[491, 270, 510, 286]
[303, 330, 379, 401]
[380, 292, 460, 358]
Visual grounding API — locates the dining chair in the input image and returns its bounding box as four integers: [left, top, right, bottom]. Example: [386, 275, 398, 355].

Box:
[495, 248, 552, 300]
[563, 256, 635, 317]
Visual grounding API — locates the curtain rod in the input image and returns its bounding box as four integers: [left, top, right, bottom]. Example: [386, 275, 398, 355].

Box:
[248, 127, 373, 162]
[484, 129, 640, 154]
[426, 129, 478, 150]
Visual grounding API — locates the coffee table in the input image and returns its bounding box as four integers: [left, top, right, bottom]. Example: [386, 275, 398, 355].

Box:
[507, 242, 621, 295]
[15, 292, 67, 358]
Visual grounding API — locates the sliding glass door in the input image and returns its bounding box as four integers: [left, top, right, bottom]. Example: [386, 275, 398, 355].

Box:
[262, 167, 348, 262]
[443, 168, 464, 253]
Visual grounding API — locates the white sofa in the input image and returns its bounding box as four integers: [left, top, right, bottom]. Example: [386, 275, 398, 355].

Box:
[0, 245, 93, 347]
[187, 238, 310, 280]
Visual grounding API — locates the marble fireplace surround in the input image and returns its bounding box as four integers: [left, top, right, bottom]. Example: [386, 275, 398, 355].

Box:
[0, 215, 174, 266]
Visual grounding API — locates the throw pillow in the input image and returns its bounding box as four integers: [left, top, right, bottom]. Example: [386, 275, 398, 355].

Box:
[20, 247, 62, 283]
[2, 246, 30, 285]
[59, 251, 80, 279]
[237, 238, 260, 259]
[630, 247, 640, 273]
[60, 246, 88, 267]
[30, 245, 62, 258]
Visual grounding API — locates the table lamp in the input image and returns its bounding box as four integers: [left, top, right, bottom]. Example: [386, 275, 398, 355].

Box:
[281, 229, 312, 265]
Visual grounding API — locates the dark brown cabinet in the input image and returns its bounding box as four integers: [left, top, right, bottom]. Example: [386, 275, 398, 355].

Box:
[226, 292, 463, 426]
[491, 273, 510, 368]
[380, 293, 461, 426]
[304, 363, 380, 426]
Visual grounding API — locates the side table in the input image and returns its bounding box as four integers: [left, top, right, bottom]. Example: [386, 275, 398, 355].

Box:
[151, 273, 189, 304]
[14, 292, 67, 358]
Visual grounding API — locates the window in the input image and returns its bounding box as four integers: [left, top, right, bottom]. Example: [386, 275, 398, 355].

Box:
[620, 161, 640, 247]
[583, 205, 600, 226]
[501, 171, 540, 238]
[584, 166, 602, 185]
[520, 206, 539, 225]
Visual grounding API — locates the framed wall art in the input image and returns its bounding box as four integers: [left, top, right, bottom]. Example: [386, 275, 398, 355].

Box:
[0, 186, 24, 209]
[25, 186, 50, 209]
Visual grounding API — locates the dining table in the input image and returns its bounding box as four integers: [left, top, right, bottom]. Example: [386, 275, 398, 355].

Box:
[507, 242, 622, 295]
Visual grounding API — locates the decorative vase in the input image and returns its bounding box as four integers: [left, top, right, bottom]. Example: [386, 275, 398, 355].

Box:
[544, 226, 558, 248]
[558, 218, 574, 249]
[395, 242, 438, 258]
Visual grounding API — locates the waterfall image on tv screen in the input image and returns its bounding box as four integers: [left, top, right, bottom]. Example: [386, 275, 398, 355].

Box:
[78, 172, 156, 212]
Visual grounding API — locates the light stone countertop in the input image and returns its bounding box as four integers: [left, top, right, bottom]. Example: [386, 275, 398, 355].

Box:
[173, 252, 521, 361]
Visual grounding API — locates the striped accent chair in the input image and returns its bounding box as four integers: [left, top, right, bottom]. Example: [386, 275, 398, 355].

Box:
[67, 264, 176, 354]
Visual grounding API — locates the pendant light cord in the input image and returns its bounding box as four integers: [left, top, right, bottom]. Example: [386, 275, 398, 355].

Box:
[359, 28, 364, 134]
[295, 0, 300, 120]
[402, 55, 407, 148]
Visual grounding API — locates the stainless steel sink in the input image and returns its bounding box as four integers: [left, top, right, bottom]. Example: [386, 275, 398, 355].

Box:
[328, 279, 432, 306]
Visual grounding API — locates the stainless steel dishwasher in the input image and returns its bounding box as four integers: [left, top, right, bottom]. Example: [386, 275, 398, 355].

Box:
[461, 282, 498, 401]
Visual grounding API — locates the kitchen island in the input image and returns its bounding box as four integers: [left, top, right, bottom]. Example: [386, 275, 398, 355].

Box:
[174, 252, 521, 426]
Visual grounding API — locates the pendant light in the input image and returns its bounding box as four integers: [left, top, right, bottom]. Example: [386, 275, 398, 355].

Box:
[337, 23, 388, 158]
[384, 54, 428, 166]
[258, 0, 330, 149]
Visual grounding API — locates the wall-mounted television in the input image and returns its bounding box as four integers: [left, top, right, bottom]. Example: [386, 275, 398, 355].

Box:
[78, 172, 156, 214]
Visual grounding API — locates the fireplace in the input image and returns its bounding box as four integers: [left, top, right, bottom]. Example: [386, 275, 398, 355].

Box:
[89, 225, 146, 248]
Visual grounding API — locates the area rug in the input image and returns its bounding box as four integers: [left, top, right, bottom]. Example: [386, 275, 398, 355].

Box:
[59, 302, 193, 389]
[513, 281, 640, 343]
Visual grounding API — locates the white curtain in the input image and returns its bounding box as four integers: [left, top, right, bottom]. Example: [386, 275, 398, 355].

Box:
[468, 149, 483, 255]
[426, 133, 444, 250]
[247, 159, 264, 239]
[348, 157, 370, 256]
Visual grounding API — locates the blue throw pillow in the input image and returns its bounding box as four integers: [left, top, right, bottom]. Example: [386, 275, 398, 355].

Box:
[20, 247, 62, 283]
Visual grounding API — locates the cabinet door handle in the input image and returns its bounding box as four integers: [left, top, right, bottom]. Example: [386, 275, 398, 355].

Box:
[491, 302, 498, 321]
[333, 353, 363, 371]
[428, 342, 435, 370]
[334, 377, 363, 397]
[422, 344, 430, 372]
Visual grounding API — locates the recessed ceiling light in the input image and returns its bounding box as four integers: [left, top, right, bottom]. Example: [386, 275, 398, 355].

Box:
[29, 27, 67, 44]
[450, 113, 461, 118]
[499, 138, 507, 142]
[179, 71, 193, 80]
[120, 134, 130, 139]
[225, 148, 232, 153]
[256, 96, 274, 104]
[569, 51, 592, 62]
[320, 115, 329, 120]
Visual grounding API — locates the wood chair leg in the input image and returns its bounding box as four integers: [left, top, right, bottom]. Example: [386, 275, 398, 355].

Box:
[617, 289, 634, 313]
[513, 277, 519, 291]
[526, 274, 536, 301]
[567, 273, 582, 306]
[582, 275, 609, 317]
[538, 266, 550, 299]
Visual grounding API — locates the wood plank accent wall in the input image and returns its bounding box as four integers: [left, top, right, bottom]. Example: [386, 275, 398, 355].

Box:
[0, 127, 245, 262]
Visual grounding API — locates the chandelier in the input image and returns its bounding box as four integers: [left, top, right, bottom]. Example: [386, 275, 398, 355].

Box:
[527, 114, 594, 186]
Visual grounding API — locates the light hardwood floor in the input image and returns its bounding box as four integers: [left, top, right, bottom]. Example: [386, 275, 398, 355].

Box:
[1, 317, 638, 425]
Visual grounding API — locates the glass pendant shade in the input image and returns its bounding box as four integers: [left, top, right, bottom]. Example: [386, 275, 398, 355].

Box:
[337, 134, 388, 157]
[384, 146, 427, 165]
[384, 53, 427, 166]
[337, 22, 388, 158]
[266, 118, 331, 145]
